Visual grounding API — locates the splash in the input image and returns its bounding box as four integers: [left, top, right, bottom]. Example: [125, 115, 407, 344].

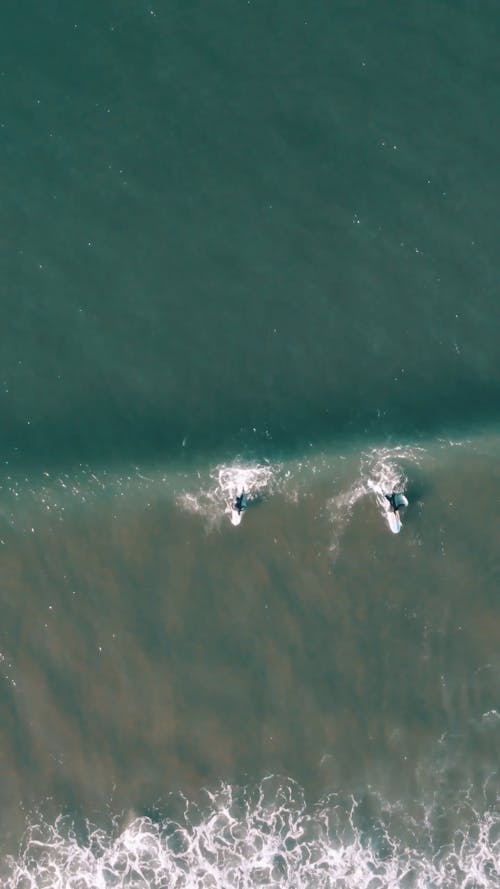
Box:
[177, 462, 281, 527]
[4, 778, 499, 888]
[327, 445, 425, 554]
[216, 463, 276, 500]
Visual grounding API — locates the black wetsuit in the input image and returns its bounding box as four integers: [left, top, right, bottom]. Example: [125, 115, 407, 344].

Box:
[385, 493, 399, 513]
[234, 494, 246, 514]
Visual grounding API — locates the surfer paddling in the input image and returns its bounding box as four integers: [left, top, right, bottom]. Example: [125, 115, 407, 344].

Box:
[385, 491, 408, 514]
[233, 491, 247, 515]
[230, 490, 248, 526]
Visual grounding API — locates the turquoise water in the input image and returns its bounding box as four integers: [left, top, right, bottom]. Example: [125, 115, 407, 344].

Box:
[1, 2, 499, 886]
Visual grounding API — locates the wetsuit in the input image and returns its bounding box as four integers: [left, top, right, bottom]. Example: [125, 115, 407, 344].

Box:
[385, 493, 399, 513]
[234, 493, 246, 514]
[386, 492, 408, 513]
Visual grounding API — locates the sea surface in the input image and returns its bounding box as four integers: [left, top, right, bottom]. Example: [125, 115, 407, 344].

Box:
[1, 2, 499, 886]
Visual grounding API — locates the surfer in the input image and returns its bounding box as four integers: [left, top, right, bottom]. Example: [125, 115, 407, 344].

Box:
[233, 491, 247, 515]
[385, 492, 408, 513]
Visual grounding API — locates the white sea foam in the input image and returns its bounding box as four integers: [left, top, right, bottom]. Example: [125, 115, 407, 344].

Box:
[3, 778, 499, 888]
[361, 444, 424, 494]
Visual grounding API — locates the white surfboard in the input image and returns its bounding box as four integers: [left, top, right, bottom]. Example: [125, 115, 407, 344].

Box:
[230, 492, 248, 526]
[384, 494, 408, 534]
[370, 482, 408, 534]
[386, 509, 402, 534]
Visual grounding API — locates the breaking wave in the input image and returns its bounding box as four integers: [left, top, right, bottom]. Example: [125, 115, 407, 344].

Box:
[2, 432, 493, 538]
[3, 777, 499, 888]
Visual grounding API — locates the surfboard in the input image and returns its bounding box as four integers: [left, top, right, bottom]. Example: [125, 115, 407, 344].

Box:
[386, 509, 402, 534]
[230, 492, 247, 526]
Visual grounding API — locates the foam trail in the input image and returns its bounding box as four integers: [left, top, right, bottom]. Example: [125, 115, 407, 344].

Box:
[3, 778, 499, 888]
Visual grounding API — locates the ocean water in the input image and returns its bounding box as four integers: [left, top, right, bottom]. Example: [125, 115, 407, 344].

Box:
[1, 1, 499, 887]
